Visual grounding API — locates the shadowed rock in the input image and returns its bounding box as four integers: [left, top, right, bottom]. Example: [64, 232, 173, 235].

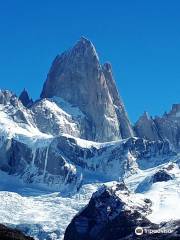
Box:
[19, 89, 33, 107]
[64, 184, 180, 240]
[0, 224, 34, 240]
[152, 169, 173, 183]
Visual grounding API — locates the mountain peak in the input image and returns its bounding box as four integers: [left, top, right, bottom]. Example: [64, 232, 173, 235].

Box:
[75, 36, 95, 49]
[70, 36, 99, 62]
[79, 36, 92, 45]
[19, 89, 33, 107]
[40, 37, 134, 142]
[171, 104, 180, 115]
[103, 62, 112, 72]
[142, 111, 150, 120]
[162, 103, 180, 118]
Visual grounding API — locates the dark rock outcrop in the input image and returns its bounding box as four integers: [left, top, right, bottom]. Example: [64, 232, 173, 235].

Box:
[152, 169, 173, 183]
[0, 224, 34, 240]
[136, 169, 173, 193]
[19, 89, 33, 107]
[64, 184, 180, 240]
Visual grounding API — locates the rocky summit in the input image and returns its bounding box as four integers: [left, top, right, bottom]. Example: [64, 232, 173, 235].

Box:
[0, 37, 180, 240]
[19, 89, 33, 108]
[134, 104, 180, 148]
[41, 37, 134, 142]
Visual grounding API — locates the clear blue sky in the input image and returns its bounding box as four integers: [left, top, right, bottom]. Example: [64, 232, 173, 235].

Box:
[0, 0, 180, 122]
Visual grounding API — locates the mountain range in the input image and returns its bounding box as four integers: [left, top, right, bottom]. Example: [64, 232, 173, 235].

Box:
[0, 37, 180, 240]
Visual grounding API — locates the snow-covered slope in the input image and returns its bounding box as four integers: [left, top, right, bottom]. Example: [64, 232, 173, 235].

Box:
[0, 170, 100, 240]
[1, 154, 180, 240]
[0, 145, 180, 239]
[0, 91, 169, 191]
[0, 89, 180, 239]
[31, 97, 86, 138]
[126, 156, 180, 224]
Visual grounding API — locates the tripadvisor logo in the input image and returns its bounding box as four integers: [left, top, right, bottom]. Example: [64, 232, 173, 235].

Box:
[135, 226, 143, 236]
[135, 226, 173, 235]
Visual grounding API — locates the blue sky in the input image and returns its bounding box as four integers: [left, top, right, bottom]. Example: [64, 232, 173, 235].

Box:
[0, 0, 179, 122]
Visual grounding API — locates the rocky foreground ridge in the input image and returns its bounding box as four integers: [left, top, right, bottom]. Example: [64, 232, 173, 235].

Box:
[0, 224, 34, 240]
[64, 184, 180, 240]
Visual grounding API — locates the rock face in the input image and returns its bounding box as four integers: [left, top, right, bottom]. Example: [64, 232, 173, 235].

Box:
[0, 90, 17, 105]
[64, 184, 180, 240]
[0, 224, 34, 240]
[19, 89, 33, 107]
[135, 104, 180, 148]
[0, 89, 174, 192]
[102, 63, 134, 139]
[64, 183, 151, 240]
[31, 98, 84, 138]
[152, 169, 173, 183]
[40, 37, 134, 142]
[134, 112, 160, 141]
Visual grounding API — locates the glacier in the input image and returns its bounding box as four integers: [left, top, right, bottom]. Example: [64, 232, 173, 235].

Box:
[1, 153, 180, 239]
